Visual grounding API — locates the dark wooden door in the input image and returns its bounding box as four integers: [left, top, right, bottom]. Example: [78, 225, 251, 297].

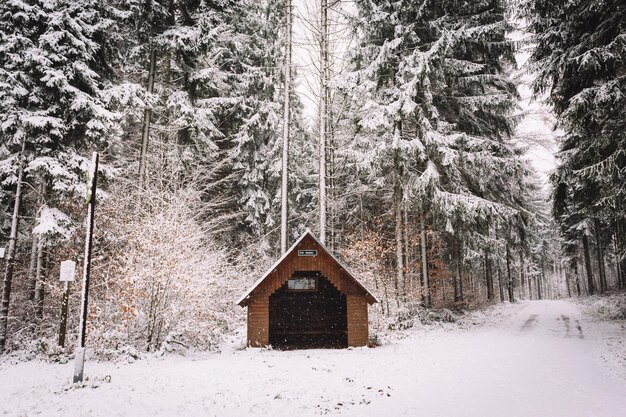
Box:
[269, 272, 347, 348]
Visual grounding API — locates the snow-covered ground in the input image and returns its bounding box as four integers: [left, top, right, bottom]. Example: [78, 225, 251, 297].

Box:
[1, 300, 625, 417]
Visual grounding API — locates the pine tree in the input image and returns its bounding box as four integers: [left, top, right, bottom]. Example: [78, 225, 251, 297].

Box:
[527, 0, 626, 290]
[343, 0, 532, 304]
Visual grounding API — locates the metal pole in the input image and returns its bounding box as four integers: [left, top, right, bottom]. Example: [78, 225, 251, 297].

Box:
[73, 152, 98, 383]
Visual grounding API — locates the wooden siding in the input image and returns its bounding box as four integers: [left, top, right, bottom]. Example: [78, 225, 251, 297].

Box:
[247, 298, 269, 347]
[347, 296, 368, 347]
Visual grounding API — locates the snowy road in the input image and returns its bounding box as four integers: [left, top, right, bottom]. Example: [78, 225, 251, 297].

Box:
[1, 300, 625, 417]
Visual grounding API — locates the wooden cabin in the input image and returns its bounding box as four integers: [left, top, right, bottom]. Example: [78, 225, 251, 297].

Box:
[237, 230, 378, 348]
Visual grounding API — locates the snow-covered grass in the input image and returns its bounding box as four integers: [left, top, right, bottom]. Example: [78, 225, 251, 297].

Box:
[573, 292, 626, 381]
[2, 299, 625, 417]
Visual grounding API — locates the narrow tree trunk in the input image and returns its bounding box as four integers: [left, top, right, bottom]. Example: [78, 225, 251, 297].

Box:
[506, 243, 514, 302]
[27, 234, 38, 301]
[497, 244, 504, 302]
[519, 249, 526, 300]
[0, 138, 26, 352]
[614, 222, 623, 290]
[582, 232, 595, 295]
[420, 216, 430, 307]
[280, 0, 292, 254]
[34, 242, 45, 319]
[318, 0, 328, 244]
[138, 47, 157, 190]
[563, 262, 571, 298]
[594, 219, 607, 292]
[454, 258, 464, 302]
[394, 179, 404, 302]
[403, 209, 410, 296]
[615, 198, 626, 289]
[485, 248, 494, 301]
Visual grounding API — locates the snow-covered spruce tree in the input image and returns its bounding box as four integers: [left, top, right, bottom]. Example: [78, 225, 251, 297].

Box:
[342, 0, 534, 307]
[0, 0, 121, 349]
[526, 0, 626, 290]
[203, 0, 308, 250]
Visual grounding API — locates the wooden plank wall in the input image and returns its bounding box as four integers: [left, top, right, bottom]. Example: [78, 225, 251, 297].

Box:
[347, 295, 368, 347]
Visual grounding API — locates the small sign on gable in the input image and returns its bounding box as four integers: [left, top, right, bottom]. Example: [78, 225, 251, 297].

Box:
[60, 260, 76, 282]
[298, 249, 317, 257]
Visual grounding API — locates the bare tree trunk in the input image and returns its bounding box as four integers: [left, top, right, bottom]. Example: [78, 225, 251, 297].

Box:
[582, 232, 595, 295]
[574, 259, 581, 296]
[403, 209, 410, 296]
[318, 0, 328, 244]
[485, 248, 493, 301]
[138, 48, 157, 190]
[506, 243, 514, 302]
[280, 0, 292, 254]
[519, 249, 526, 300]
[496, 227, 505, 302]
[34, 242, 46, 319]
[420, 216, 430, 307]
[564, 262, 571, 297]
[27, 234, 38, 301]
[614, 221, 624, 290]
[454, 258, 463, 302]
[394, 179, 404, 302]
[0, 137, 26, 352]
[594, 219, 607, 292]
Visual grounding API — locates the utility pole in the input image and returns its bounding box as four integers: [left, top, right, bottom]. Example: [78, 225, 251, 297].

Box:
[280, 0, 292, 254]
[73, 152, 99, 383]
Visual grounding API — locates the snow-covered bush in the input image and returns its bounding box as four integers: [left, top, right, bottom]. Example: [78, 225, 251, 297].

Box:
[84, 183, 246, 355]
[583, 293, 626, 321]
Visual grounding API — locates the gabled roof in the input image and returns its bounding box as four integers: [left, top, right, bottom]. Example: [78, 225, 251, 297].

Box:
[236, 229, 379, 306]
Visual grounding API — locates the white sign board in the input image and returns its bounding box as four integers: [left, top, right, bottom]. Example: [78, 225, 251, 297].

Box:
[0, 247, 5, 259]
[60, 260, 76, 282]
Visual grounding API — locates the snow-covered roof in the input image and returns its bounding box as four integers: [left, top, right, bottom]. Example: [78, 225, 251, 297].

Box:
[236, 229, 379, 306]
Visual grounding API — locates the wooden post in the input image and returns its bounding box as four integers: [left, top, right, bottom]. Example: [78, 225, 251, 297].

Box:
[73, 152, 98, 383]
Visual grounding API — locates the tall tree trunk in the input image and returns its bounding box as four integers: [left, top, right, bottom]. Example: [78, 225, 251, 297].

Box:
[519, 249, 526, 300]
[617, 219, 626, 289]
[318, 0, 328, 244]
[506, 243, 514, 302]
[280, 0, 292, 254]
[496, 234, 504, 302]
[0, 138, 26, 352]
[564, 262, 571, 298]
[34, 242, 46, 319]
[614, 221, 623, 290]
[454, 257, 464, 302]
[27, 234, 38, 301]
[485, 248, 494, 301]
[582, 232, 595, 295]
[403, 209, 410, 295]
[138, 47, 157, 190]
[394, 177, 404, 302]
[420, 216, 430, 307]
[594, 219, 607, 292]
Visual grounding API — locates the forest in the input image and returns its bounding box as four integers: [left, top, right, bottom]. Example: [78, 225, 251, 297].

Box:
[0, 0, 624, 356]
